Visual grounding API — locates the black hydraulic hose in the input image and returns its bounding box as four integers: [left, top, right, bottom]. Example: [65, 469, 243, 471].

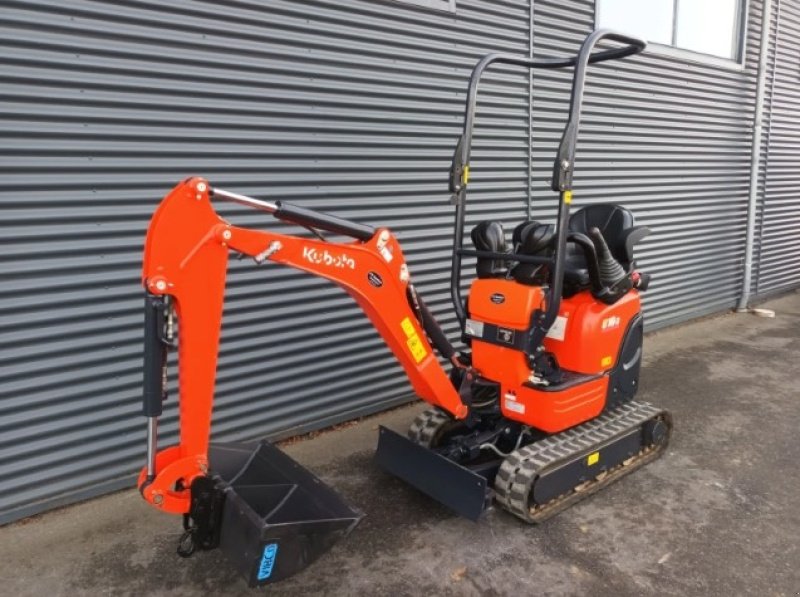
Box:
[408, 288, 457, 361]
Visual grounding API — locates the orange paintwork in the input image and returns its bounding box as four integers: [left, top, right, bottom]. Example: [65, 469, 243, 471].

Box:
[512, 377, 609, 433]
[468, 279, 641, 432]
[140, 177, 645, 514]
[468, 279, 545, 328]
[544, 290, 641, 374]
[140, 178, 465, 514]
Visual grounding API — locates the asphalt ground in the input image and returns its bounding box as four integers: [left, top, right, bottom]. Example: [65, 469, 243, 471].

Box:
[1, 291, 798, 596]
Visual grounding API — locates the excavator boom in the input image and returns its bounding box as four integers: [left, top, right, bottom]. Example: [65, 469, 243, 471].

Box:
[139, 177, 464, 515]
[138, 177, 472, 585]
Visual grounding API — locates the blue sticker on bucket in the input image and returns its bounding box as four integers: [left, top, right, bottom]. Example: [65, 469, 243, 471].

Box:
[257, 543, 279, 581]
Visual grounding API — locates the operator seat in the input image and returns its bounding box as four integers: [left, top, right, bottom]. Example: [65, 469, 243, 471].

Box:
[510, 221, 554, 285]
[471, 220, 509, 278]
[563, 203, 649, 294]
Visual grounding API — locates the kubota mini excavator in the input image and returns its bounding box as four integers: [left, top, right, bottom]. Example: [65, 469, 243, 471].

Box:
[138, 30, 671, 586]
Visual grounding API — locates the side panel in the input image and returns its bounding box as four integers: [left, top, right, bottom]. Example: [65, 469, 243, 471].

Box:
[468, 279, 545, 328]
[469, 285, 641, 432]
[544, 291, 641, 374]
[605, 314, 644, 410]
[503, 377, 609, 433]
[471, 341, 531, 391]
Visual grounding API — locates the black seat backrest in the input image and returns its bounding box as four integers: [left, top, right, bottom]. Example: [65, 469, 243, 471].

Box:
[470, 220, 508, 278]
[510, 221, 554, 284]
[569, 204, 638, 268]
[513, 220, 555, 255]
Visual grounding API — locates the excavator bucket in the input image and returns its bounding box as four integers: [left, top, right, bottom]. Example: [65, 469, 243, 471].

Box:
[208, 441, 362, 587]
[374, 426, 492, 521]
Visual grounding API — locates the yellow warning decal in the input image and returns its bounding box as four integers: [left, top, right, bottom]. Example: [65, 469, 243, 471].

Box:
[407, 334, 428, 363]
[462, 165, 470, 185]
[601, 355, 613, 368]
[587, 451, 600, 466]
[400, 317, 416, 338]
[563, 190, 573, 204]
[401, 316, 428, 363]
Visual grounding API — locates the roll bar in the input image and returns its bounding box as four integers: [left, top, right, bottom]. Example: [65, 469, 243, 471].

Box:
[449, 30, 646, 347]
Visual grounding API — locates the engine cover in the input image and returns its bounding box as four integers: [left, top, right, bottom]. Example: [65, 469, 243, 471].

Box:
[466, 279, 642, 432]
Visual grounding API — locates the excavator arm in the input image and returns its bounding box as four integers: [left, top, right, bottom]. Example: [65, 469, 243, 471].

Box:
[138, 177, 465, 514]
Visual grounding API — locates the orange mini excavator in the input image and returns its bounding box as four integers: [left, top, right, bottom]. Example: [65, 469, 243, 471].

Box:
[138, 31, 671, 586]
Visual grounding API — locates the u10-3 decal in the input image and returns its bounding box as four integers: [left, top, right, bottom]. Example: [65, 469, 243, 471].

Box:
[601, 316, 621, 331]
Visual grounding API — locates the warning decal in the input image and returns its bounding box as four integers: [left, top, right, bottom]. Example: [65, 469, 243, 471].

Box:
[401, 316, 428, 363]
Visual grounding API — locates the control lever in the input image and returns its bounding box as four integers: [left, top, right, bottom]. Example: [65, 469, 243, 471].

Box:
[589, 227, 626, 287]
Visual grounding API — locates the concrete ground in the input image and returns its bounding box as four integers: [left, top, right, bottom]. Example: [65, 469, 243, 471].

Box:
[2, 292, 799, 597]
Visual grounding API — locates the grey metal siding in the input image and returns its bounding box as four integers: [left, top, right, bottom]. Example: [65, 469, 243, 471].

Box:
[0, 0, 531, 523]
[757, 0, 800, 296]
[530, 0, 759, 329]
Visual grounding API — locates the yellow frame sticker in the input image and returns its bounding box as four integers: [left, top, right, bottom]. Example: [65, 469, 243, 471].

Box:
[401, 317, 416, 338]
[563, 190, 572, 204]
[401, 317, 428, 363]
[587, 452, 600, 466]
[406, 335, 428, 363]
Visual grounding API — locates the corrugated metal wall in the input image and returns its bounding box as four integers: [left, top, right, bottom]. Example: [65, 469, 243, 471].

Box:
[2, 0, 797, 525]
[756, 0, 800, 296]
[0, 0, 532, 523]
[530, 0, 759, 329]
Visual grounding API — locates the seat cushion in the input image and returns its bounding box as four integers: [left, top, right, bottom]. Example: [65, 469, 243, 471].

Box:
[563, 252, 590, 291]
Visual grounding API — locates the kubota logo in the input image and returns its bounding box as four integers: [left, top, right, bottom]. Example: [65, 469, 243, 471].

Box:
[303, 247, 356, 269]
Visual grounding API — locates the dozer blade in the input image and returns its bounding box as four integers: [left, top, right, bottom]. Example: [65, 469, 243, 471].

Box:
[208, 441, 362, 587]
[374, 426, 492, 521]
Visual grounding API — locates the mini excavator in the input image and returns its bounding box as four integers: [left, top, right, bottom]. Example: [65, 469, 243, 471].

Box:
[138, 31, 671, 586]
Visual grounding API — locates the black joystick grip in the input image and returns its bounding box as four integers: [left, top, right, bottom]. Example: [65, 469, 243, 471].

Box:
[589, 227, 626, 286]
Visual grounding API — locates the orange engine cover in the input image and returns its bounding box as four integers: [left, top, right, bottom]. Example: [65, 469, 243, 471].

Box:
[467, 278, 641, 433]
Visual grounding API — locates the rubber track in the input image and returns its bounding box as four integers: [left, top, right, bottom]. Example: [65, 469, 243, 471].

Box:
[494, 401, 671, 523]
[407, 408, 451, 448]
